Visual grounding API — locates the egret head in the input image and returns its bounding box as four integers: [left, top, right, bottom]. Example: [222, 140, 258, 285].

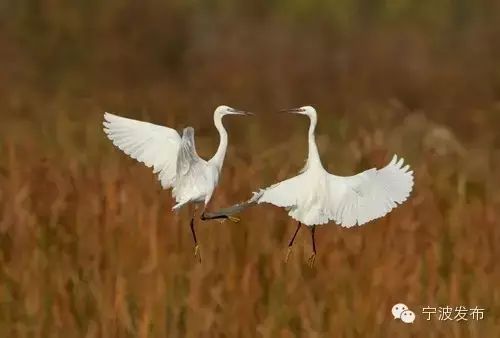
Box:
[280, 105, 317, 117]
[214, 105, 252, 118]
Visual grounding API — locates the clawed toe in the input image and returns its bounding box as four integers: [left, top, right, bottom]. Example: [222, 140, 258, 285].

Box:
[307, 253, 316, 268]
[194, 245, 202, 263]
[285, 247, 293, 263]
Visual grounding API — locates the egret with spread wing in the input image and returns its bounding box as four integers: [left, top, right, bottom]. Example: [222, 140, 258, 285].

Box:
[256, 106, 414, 266]
[103, 105, 251, 262]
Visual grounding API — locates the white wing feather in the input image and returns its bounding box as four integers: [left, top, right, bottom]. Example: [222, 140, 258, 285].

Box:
[171, 127, 211, 206]
[256, 174, 304, 208]
[257, 154, 413, 227]
[103, 112, 181, 189]
[176, 127, 204, 176]
[327, 155, 414, 227]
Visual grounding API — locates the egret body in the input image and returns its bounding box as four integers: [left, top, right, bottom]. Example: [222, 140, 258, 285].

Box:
[103, 105, 250, 262]
[256, 106, 414, 266]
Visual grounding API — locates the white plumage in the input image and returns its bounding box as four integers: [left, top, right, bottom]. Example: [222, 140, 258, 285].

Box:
[103, 105, 251, 262]
[103, 105, 249, 211]
[257, 106, 413, 227]
[102, 112, 181, 189]
[258, 154, 413, 227]
[255, 106, 414, 265]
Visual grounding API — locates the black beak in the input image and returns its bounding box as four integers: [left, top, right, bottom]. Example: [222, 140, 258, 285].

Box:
[278, 107, 304, 113]
[228, 108, 253, 116]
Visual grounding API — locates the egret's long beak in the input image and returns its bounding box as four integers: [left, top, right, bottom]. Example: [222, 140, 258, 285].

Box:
[228, 108, 253, 116]
[278, 107, 304, 114]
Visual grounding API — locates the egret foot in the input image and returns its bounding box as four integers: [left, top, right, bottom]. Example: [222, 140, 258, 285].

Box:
[307, 253, 316, 268]
[194, 244, 202, 263]
[285, 247, 293, 263]
[228, 216, 240, 223]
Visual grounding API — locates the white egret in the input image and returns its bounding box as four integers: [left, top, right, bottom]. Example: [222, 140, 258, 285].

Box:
[255, 106, 414, 266]
[102, 105, 251, 262]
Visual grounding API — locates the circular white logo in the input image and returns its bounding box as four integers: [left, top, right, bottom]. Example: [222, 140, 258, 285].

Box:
[400, 310, 416, 324]
[392, 303, 409, 319]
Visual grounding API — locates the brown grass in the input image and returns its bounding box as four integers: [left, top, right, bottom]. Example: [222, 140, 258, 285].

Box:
[1, 1, 500, 337]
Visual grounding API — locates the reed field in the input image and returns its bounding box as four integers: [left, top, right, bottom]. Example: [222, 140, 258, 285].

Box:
[1, 1, 500, 337]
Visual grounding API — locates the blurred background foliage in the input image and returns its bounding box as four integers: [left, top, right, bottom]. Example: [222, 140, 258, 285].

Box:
[0, 0, 500, 337]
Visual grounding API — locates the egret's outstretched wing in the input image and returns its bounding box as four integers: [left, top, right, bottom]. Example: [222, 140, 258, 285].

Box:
[171, 127, 209, 204]
[327, 155, 414, 227]
[103, 112, 181, 189]
[256, 174, 304, 208]
[176, 127, 204, 176]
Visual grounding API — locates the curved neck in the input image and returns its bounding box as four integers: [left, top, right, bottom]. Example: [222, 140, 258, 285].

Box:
[306, 113, 322, 168]
[209, 115, 228, 172]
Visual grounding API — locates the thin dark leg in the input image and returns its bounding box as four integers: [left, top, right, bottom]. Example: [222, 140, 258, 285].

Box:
[311, 226, 316, 254]
[285, 222, 302, 263]
[288, 222, 302, 247]
[200, 211, 239, 223]
[308, 226, 317, 267]
[190, 217, 198, 246]
[190, 214, 201, 263]
[200, 212, 228, 221]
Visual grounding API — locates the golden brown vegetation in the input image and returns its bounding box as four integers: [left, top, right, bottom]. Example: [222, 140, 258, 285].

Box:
[1, 1, 500, 337]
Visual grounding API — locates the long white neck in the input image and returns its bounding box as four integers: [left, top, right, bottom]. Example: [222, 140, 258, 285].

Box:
[208, 115, 228, 172]
[306, 113, 323, 169]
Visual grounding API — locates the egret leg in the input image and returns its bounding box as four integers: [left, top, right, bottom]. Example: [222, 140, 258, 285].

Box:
[200, 212, 240, 223]
[285, 222, 302, 263]
[307, 226, 317, 268]
[190, 215, 201, 263]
